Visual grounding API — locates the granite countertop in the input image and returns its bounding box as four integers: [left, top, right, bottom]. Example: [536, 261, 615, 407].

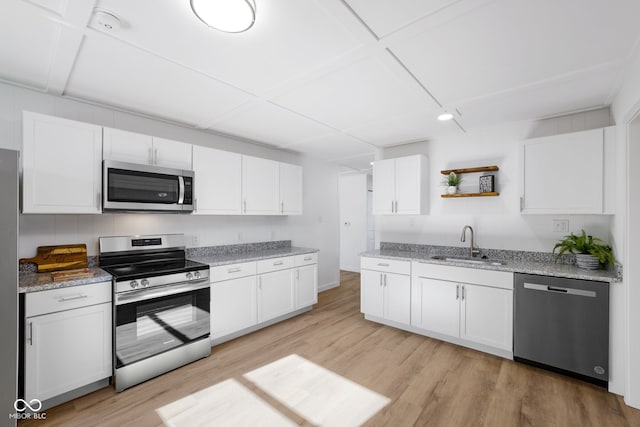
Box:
[188, 246, 319, 267]
[19, 268, 112, 294]
[361, 249, 620, 283]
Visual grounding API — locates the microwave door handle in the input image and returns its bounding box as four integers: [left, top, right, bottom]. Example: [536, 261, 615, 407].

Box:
[178, 176, 185, 204]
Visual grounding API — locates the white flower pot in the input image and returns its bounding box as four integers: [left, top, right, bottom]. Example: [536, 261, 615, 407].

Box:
[575, 253, 600, 270]
[447, 186, 458, 194]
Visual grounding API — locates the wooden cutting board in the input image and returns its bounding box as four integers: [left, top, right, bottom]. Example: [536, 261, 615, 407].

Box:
[20, 244, 88, 273]
[51, 268, 94, 282]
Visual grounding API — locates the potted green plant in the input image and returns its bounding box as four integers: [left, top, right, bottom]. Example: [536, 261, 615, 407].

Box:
[552, 229, 615, 270]
[442, 172, 462, 194]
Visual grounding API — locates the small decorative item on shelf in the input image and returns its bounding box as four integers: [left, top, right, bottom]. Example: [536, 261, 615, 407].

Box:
[442, 172, 462, 194]
[479, 175, 495, 193]
[552, 229, 615, 270]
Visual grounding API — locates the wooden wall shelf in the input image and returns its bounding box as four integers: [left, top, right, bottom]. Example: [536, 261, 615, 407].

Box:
[441, 192, 499, 198]
[440, 165, 499, 175]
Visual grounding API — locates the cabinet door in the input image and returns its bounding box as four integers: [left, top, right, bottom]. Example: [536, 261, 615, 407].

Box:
[372, 159, 395, 214]
[25, 302, 112, 403]
[522, 128, 604, 214]
[360, 269, 384, 317]
[411, 277, 459, 337]
[242, 156, 280, 214]
[153, 137, 192, 170]
[103, 127, 153, 165]
[192, 146, 242, 214]
[258, 269, 295, 322]
[296, 264, 317, 309]
[384, 273, 411, 325]
[280, 162, 303, 215]
[395, 155, 423, 214]
[211, 276, 257, 339]
[460, 284, 513, 351]
[22, 112, 102, 214]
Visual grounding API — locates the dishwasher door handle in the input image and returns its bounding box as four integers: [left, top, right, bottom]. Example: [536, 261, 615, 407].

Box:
[524, 282, 597, 298]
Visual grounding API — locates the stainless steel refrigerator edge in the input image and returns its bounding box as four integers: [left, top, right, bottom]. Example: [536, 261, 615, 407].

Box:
[0, 149, 19, 426]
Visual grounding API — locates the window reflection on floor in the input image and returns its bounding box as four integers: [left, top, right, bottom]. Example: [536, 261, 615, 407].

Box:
[156, 354, 390, 427]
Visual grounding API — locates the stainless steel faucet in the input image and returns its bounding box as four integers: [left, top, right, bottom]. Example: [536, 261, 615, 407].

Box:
[460, 225, 480, 258]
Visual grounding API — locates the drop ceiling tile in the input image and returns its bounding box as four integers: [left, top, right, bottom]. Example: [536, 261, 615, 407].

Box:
[65, 33, 253, 126]
[390, 0, 640, 106]
[288, 132, 375, 161]
[337, 153, 375, 172]
[346, 110, 461, 146]
[92, 0, 363, 94]
[28, 0, 67, 15]
[0, 2, 61, 89]
[346, 0, 458, 37]
[208, 102, 333, 146]
[274, 55, 438, 130]
[457, 64, 623, 128]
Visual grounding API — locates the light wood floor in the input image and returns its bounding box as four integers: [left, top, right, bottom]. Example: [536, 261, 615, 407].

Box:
[21, 271, 640, 426]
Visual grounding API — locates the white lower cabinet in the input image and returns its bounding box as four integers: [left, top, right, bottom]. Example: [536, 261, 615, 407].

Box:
[411, 277, 459, 337]
[211, 275, 257, 339]
[24, 282, 112, 404]
[460, 283, 513, 351]
[209, 253, 318, 344]
[360, 259, 411, 325]
[258, 269, 295, 323]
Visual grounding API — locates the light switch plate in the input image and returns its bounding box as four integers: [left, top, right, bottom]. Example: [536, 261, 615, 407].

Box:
[552, 219, 569, 233]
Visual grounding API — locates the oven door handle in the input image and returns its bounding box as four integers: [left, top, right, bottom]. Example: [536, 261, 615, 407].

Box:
[115, 279, 210, 305]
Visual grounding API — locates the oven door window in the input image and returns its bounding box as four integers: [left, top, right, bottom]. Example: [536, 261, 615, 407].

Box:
[115, 287, 210, 368]
[107, 168, 180, 204]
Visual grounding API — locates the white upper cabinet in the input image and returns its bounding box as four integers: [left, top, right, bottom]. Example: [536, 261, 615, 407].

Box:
[242, 155, 280, 215]
[521, 127, 614, 214]
[279, 162, 303, 215]
[192, 146, 242, 214]
[103, 127, 192, 170]
[22, 111, 103, 214]
[373, 154, 428, 215]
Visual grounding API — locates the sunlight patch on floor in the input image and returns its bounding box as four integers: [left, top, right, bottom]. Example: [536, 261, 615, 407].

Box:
[156, 378, 297, 427]
[244, 354, 391, 426]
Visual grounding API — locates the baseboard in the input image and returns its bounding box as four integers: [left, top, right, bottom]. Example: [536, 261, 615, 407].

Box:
[319, 281, 339, 292]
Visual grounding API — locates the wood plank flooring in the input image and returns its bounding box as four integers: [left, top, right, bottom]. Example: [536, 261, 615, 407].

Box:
[20, 271, 640, 426]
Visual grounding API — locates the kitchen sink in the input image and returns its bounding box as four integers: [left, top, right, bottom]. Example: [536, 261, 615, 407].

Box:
[430, 255, 506, 266]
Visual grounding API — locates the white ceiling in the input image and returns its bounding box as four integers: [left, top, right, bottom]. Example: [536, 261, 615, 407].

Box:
[1, 0, 639, 171]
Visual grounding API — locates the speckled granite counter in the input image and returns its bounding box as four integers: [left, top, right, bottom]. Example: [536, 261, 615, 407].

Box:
[188, 247, 319, 267]
[362, 242, 621, 283]
[19, 268, 112, 294]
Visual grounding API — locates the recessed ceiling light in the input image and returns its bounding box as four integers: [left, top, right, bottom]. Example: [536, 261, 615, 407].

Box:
[190, 0, 256, 33]
[437, 112, 454, 121]
[369, 161, 374, 166]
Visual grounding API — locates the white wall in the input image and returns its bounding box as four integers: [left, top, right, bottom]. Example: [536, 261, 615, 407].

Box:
[378, 113, 613, 253]
[0, 82, 340, 289]
[611, 44, 640, 408]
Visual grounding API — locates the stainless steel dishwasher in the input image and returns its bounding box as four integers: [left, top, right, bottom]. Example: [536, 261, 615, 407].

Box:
[514, 273, 609, 387]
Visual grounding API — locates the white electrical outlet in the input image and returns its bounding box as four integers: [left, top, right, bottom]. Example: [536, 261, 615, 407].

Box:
[552, 219, 569, 233]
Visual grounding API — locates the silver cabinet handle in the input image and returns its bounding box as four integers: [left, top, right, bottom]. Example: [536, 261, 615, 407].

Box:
[194, 198, 198, 211]
[243, 200, 247, 213]
[391, 200, 394, 213]
[97, 192, 101, 209]
[28, 322, 33, 346]
[58, 294, 88, 303]
[304, 257, 313, 261]
[148, 147, 153, 164]
[297, 269, 300, 280]
[377, 262, 389, 267]
[273, 261, 284, 266]
[259, 276, 262, 289]
[461, 285, 465, 301]
[281, 201, 284, 213]
[154, 148, 158, 164]
[384, 274, 387, 287]
[228, 268, 241, 273]
[379, 274, 383, 287]
[456, 284, 459, 300]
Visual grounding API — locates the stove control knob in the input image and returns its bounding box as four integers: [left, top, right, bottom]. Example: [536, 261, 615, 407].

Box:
[186, 272, 193, 280]
[141, 279, 150, 288]
[130, 280, 139, 289]
[193, 271, 201, 279]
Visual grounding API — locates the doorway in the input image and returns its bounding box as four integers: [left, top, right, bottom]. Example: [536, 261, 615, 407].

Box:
[339, 173, 369, 272]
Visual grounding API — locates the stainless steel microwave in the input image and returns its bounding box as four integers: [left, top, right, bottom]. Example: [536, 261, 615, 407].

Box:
[103, 160, 194, 213]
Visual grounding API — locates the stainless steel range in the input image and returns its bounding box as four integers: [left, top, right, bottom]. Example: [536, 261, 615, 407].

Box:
[99, 234, 210, 392]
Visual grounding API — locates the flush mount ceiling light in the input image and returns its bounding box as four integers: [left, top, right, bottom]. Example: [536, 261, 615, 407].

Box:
[437, 112, 454, 121]
[190, 0, 256, 33]
[94, 9, 121, 32]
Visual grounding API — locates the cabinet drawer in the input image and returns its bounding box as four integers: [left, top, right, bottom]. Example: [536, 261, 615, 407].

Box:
[257, 256, 295, 274]
[361, 257, 411, 275]
[295, 253, 318, 267]
[26, 281, 112, 317]
[211, 261, 257, 283]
